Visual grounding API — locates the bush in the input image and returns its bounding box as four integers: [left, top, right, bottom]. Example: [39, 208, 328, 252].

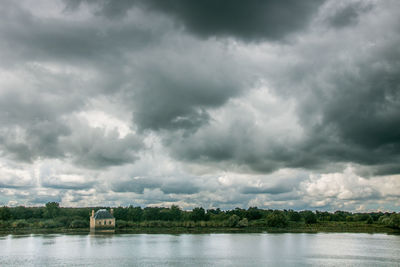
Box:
[117, 220, 128, 228]
[56, 216, 72, 227]
[12, 219, 30, 228]
[38, 219, 63, 228]
[378, 215, 390, 225]
[388, 214, 400, 229]
[237, 218, 249, 227]
[0, 220, 10, 228]
[70, 219, 88, 228]
[227, 215, 240, 227]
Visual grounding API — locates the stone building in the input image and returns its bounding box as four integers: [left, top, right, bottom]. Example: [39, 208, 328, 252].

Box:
[90, 209, 115, 232]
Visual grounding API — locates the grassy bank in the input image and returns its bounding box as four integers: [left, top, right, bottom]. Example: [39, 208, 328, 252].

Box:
[1, 221, 398, 235]
[116, 221, 399, 234]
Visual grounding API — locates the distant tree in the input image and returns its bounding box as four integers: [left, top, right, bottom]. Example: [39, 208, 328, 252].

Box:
[114, 207, 129, 220]
[127, 206, 143, 222]
[0, 206, 11, 220]
[288, 210, 301, 222]
[366, 215, 373, 224]
[266, 211, 288, 227]
[207, 208, 222, 215]
[143, 207, 161, 221]
[190, 207, 207, 222]
[332, 210, 351, 221]
[246, 207, 262, 220]
[32, 207, 45, 219]
[316, 211, 331, 221]
[302, 210, 317, 224]
[44, 202, 60, 218]
[169, 205, 182, 221]
[11, 206, 33, 219]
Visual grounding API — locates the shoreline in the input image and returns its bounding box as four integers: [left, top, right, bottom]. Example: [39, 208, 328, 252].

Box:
[1, 223, 398, 236]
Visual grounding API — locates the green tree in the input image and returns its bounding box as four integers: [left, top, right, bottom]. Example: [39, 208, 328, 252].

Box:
[169, 205, 182, 221]
[114, 207, 129, 220]
[207, 208, 222, 215]
[127, 206, 143, 221]
[266, 211, 288, 227]
[246, 207, 262, 220]
[288, 210, 301, 222]
[44, 202, 60, 218]
[190, 207, 207, 222]
[12, 206, 33, 219]
[302, 210, 317, 224]
[143, 207, 161, 221]
[0, 206, 11, 220]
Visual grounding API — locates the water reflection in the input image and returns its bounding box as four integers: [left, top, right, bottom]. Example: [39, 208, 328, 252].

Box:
[0, 233, 399, 266]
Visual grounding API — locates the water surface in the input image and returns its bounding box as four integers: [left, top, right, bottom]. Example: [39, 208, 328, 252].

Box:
[1, 233, 399, 266]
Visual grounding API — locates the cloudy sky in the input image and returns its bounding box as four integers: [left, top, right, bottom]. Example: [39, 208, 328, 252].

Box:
[1, 0, 399, 211]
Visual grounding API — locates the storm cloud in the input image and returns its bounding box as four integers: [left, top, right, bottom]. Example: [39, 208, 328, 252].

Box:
[0, 0, 399, 211]
[68, 0, 325, 41]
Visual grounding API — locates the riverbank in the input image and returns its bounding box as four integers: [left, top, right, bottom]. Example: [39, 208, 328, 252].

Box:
[1, 222, 398, 235]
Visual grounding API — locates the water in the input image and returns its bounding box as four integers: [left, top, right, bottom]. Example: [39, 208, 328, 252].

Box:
[0, 233, 399, 266]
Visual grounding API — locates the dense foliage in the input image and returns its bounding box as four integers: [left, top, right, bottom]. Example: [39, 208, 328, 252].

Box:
[0, 203, 399, 231]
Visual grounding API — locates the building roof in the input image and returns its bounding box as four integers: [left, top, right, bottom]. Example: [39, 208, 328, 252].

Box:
[94, 209, 114, 219]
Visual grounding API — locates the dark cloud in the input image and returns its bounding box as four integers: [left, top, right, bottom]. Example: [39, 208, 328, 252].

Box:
[41, 178, 95, 190]
[164, 0, 400, 175]
[241, 184, 294, 195]
[73, 0, 325, 41]
[326, 2, 372, 28]
[291, 37, 400, 174]
[111, 177, 200, 195]
[0, 102, 144, 168]
[31, 195, 62, 204]
[64, 125, 144, 169]
[160, 181, 200, 195]
[0, 0, 158, 66]
[0, 181, 33, 189]
[131, 56, 246, 132]
[111, 177, 162, 194]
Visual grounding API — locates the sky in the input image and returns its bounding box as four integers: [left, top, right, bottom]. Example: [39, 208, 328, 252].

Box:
[0, 0, 400, 211]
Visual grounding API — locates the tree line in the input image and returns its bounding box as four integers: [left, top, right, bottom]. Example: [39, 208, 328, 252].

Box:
[0, 202, 399, 230]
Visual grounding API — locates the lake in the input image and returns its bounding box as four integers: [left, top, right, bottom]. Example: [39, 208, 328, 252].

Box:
[1, 233, 399, 266]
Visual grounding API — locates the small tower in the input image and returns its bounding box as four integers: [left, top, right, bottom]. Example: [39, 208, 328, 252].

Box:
[90, 210, 95, 229]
